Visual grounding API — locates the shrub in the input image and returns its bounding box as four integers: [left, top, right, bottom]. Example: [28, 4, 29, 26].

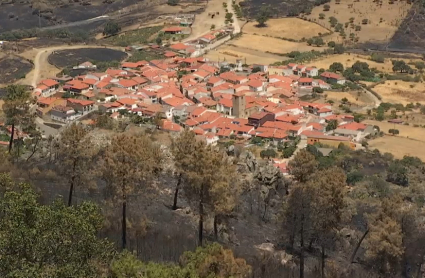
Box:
[371, 53, 385, 63]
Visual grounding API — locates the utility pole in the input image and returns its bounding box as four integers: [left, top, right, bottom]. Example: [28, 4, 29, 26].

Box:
[39, 10, 41, 29]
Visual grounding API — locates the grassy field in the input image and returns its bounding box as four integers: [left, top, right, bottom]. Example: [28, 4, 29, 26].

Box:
[229, 34, 327, 55]
[103, 26, 165, 46]
[373, 80, 425, 105]
[368, 136, 425, 161]
[307, 0, 412, 43]
[243, 18, 329, 41]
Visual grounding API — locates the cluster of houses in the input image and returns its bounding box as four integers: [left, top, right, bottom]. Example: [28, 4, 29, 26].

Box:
[31, 53, 366, 172]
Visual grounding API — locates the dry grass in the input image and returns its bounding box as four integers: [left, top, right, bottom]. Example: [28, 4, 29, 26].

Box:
[373, 81, 425, 105]
[243, 18, 329, 41]
[325, 91, 367, 105]
[307, 0, 411, 43]
[204, 45, 284, 65]
[364, 119, 425, 141]
[185, 0, 226, 40]
[230, 34, 327, 55]
[368, 136, 425, 161]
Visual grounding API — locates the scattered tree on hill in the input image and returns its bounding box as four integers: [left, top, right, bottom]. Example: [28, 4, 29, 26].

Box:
[256, 5, 271, 27]
[329, 16, 338, 27]
[371, 53, 385, 63]
[327, 41, 336, 47]
[349, 17, 355, 23]
[323, 4, 330, 11]
[183, 141, 239, 245]
[319, 13, 325, 19]
[355, 25, 361, 31]
[386, 160, 408, 186]
[329, 62, 344, 72]
[288, 149, 318, 182]
[57, 123, 96, 206]
[309, 168, 347, 277]
[362, 19, 368, 25]
[251, 66, 262, 73]
[388, 128, 400, 135]
[103, 21, 121, 36]
[167, 0, 179, 5]
[3, 85, 34, 153]
[180, 243, 251, 277]
[392, 60, 411, 73]
[100, 134, 162, 249]
[171, 129, 197, 210]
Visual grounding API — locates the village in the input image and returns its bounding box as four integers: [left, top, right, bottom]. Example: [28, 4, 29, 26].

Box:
[22, 26, 380, 174]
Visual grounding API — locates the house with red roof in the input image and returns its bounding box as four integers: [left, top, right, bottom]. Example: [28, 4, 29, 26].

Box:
[162, 26, 183, 34]
[118, 79, 138, 91]
[161, 120, 183, 132]
[36, 97, 66, 116]
[217, 98, 233, 115]
[298, 77, 313, 87]
[320, 72, 346, 85]
[67, 99, 95, 113]
[50, 105, 76, 123]
[247, 79, 263, 92]
[37, 79, 59, 97]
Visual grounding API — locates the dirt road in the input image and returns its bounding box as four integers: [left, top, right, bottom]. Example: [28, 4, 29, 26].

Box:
[20, 45, 125, 88]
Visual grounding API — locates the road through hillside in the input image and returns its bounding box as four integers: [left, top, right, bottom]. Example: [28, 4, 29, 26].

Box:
[26, 45, 125, 88]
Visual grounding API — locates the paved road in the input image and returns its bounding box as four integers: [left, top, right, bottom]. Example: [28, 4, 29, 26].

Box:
[40, 15, 110, 31]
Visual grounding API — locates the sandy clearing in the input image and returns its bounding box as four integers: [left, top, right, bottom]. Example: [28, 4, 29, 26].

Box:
[368, 136, 425, 161]
[186, 0, 227, 40]
[243, 18, 330, 41]
[373, 81, 425, 105]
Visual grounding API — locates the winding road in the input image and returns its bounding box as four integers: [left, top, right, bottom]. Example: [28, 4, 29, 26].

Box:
[27, 45, 125, 88]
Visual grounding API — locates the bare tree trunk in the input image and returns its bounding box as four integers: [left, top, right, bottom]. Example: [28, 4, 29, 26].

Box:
[214, 214, 219, 240]
[417, 254, 424, 278]
[122, 195, 127, 250]
[26, 136, 40, 161]
[8, 124, 14, 153]
[321, 245, 325, 278]
[67, 160, 77, 206]
[198, 184, 204, 246]
[300, 215, 304, 278]
[350, 229, 369, 263]
[172, 173, 182, 210]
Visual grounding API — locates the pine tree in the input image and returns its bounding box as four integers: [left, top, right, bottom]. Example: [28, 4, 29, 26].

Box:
[101, 134, 162, 249]
[288, 149, 318, 182]
[57, 123, 95, 206]
[3, 85, 34, 153]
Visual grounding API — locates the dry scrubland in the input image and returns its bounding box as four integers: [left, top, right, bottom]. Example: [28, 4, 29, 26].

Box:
[373, 80, 425, 105]
[243, 18, 329, 40]
[312, 53, 422, 73]
[307, 0, 411, 43]
[324, 91, 368, 105]
[365, 119, 425, 141]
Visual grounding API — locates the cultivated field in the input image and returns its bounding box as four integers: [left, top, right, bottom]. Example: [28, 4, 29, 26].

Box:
[204, 45, 283, 65]
[373, 81, 425, 105]
[307, 0, 412, 43]
[229, 34, 327, 55]
[368, 136, 425, 161]
[243, 18, 329, 41]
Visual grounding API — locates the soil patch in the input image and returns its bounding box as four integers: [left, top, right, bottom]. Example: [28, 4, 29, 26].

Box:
[0, 55, 32, 84]
[243, 18, 329, 41]
[48, 48, 127, 68]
